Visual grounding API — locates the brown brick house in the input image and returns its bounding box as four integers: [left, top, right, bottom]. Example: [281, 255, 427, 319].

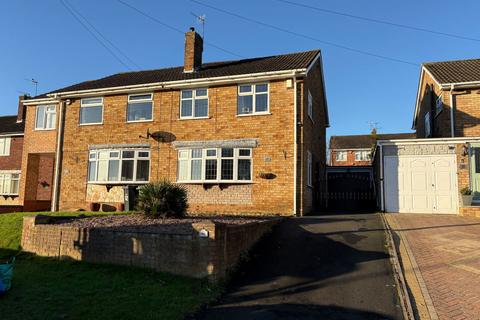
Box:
[0, 112, 24, 213]
[20, 29, 329, 216]
[330, 132, 415, 166]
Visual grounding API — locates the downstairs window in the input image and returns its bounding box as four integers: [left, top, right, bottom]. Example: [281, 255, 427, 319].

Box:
[0, 172, 20, 195]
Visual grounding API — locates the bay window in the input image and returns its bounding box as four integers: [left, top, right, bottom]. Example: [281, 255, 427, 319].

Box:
[180, 88, 208, 119]
[237, 83, 269, 115]
[0, 172, 20, 195]
[127, 94, 153, 122]
[88, 149, 150, 183]
[35, 105, 56, 130]
[80, 97, 103, 125]
[177, 147, 252, 183]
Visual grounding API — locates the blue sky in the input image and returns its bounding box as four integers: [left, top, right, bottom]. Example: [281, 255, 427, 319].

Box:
[1, 0, 480, 137]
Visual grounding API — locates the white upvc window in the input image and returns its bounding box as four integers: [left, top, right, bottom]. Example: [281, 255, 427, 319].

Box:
[307, 150, 313, 187]
[307, 90, 313, 121]
[0, 172, 20, 195]
[435, 96, 443, 116]
[237, 83, 269, 115]
[127, 94, 153, 122]
[180, 88, 208, 119]
[88, 149, 150, 184]
[80, 97, 103, 125]
[425, 111, 432, 137]
[335, 151, 347, 161]
[355, 150, 371, 161]
[177, 147, 253, 183]
[35, 105, 56, 130]
[0, 137, 11, 156]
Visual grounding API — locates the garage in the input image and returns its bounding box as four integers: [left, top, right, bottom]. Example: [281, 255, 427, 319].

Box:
[383, 155, 458, 214]
[374, 137, 480, 215]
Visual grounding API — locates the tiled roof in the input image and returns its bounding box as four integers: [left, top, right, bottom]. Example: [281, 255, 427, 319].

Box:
[35, 50, 320, 98]
[424, 58, 480, 84]
[330, 133, 415, 150]
[0, 115, 24, 135]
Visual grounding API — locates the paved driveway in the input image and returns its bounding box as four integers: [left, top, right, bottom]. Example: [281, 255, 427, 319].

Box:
[387, 214, 480, 320]
[197, 214, 403, 320]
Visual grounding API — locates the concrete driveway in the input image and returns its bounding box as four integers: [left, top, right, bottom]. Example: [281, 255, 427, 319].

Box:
[386, 214, 480, 320]
[197, 214, 403, 320]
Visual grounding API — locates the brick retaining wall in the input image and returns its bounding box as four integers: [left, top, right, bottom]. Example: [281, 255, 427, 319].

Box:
[21, 215, 280, 280]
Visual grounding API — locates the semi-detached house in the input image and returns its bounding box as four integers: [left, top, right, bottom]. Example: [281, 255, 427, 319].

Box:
[20, 28, 329, 216]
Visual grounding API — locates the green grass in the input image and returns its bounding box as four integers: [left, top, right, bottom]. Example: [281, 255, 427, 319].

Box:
[0, 212, 221, 320]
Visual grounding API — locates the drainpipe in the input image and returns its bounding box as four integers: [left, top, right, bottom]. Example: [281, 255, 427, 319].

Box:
[51, 98, 66, 212]
[450, 84, 455, 138]
[293, 74, 298, 216]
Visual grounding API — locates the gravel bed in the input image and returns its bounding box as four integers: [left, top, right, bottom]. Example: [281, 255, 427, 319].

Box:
[53, 214, 269, 234]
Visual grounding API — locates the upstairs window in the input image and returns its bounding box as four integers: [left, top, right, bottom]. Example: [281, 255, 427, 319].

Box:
[0, 137, 11, 156]
[177, 147, 252, 183]
[307, 90, 313, 121]
[35, 105, 56, 130]
[180, 89, 208, 119]
[425, 111, 432, 137]
[435, 96, 443, 116]
[355, 150, 371, 161]
[80, 97, 103, 125]
[237, 83, 269, 115]
[0, 172, 20, 195]
[335, 151, 347, 161]
[127, 94, 153, 122]
[88, 149, 150, 183]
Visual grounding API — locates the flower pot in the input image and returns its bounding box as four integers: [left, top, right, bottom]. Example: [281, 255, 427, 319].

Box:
[461, 195, 473, 207]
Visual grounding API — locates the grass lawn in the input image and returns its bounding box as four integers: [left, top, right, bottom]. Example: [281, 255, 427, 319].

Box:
[0, 212, 221, 320]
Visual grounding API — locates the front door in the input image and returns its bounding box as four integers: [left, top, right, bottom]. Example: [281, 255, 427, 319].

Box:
[470, 144, 480, 202]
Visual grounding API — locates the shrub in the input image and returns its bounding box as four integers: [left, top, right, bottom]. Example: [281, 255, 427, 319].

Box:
[460, 187, 472, 196]
[136, 181, 188, 219]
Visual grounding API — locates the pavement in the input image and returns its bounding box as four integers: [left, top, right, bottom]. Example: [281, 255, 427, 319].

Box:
[386, 214, 480, 320]
[197, 214, 404, 320]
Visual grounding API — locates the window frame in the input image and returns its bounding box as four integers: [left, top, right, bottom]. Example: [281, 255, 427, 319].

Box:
[307, 150, 313, 187]
[87, 149, 150, 184]
[0, 171, 20, 196]
[127, 93, 154, 123]
[435, 96, 443, 116]
[80, 97, 104, 126]
[179, 88, 209, 119]
[177, 147, 253, 183]
[425, 111, 432, 137]
[335, 151, 347, 162]
[307, 90, 313, 122]
[354, 150, 371, 161]
[0, 137, 11, 157]
[237, 83, 270, 116]
[35, 105, 57, 130]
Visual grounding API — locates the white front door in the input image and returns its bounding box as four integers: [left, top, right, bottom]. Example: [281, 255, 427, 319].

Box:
[384, 155, 458, 214]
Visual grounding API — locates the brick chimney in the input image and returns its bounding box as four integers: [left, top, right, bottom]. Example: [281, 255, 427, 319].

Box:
[17, 94, 29, 123]
[184, 27, 203, 73]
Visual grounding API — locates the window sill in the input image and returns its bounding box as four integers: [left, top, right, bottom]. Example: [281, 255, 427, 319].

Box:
[79, 123, 103, 127]
[87, 181, 149, 185]
[236, 112, 271, 118]
[177, 181, 253, 185]
[126, 119, 154, 124]
[178, 116, 211, 121]
[34, 128, 56, 131]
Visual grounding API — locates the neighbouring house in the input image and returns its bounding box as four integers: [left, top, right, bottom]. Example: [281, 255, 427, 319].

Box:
[19, 28, 329, 216]
[377, 57, 480, 216]
[329, 131, 415, 166]
[0, 102, 25, 213]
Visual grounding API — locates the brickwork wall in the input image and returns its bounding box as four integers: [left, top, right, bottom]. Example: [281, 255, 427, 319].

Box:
[454, 91, 480, 137]
[21, 215, 280, 281]
[58, 80, 298, 215]
[330, 149, 372, 166]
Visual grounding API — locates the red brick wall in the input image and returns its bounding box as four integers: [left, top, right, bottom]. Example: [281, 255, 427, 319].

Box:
[0, 136, 23, 170]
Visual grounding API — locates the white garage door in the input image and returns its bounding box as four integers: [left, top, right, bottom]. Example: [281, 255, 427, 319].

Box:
[384, 155, 458, 214]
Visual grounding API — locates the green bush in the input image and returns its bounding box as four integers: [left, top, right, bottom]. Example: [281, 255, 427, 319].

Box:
[460, 187, 472, 195]
[136, 181, 188, 219]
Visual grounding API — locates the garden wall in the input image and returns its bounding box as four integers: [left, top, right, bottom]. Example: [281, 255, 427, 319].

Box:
[21, 215, 280, 281]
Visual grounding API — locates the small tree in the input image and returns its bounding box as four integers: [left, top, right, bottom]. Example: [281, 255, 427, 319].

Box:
[136, 181, 188, 219]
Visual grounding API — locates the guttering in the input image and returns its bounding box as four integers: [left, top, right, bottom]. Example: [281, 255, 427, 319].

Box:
[450, 84, 455, 138]
[293, 73, 298, 216]
[51, 97, 65, 212]
[22, 69, 307, 104]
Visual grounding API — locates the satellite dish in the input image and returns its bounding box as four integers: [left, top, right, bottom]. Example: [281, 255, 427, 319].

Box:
[150, 131, 176, 143]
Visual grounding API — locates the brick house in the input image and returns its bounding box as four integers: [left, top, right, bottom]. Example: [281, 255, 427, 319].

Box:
[0, 108, 25, 213]
[329, 132, 415, 166]
[20, 29, 329, 216]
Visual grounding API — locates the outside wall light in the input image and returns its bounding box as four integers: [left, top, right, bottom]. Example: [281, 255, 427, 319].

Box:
[199, 229, 209, 238]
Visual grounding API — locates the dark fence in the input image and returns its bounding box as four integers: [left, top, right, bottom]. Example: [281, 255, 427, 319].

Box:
[325, 171, 376, 212]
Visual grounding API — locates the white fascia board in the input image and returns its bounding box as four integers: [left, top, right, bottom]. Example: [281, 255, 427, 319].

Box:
[377, 136, 480, 146]
[24, 69, 305, 101]
[306, 52, 321, 75]
[0, 133, 24, 137]
[22, 98, 59, 106]
[330, 148, 371, 152]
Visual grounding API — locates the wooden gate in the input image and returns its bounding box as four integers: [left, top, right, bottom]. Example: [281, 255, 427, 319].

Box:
[326, 168, 376, 212]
